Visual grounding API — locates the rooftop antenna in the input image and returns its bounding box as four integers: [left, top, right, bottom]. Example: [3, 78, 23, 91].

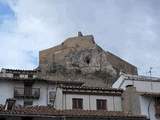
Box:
[148, 67, 153, 77]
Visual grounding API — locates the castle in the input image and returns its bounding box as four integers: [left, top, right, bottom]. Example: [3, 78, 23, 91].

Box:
[38, 32, 137, 87]
[1, 32, 158, 120]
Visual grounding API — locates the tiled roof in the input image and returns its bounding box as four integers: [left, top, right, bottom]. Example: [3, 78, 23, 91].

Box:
[61, 86, 123, 95]
[0, 105, 146, 118]
[62, 85, 123, 91]
[0, 77, 84, 86]
[122, 73, 160, 82]
[1, 68, 38, 73]
[139, 92, 160, 97]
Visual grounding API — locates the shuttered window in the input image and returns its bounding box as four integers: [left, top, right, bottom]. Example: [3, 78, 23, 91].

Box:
[24, 99, 33, 107]
[72, 98, 83, 109]
[96, 99, 107, 110]
[24, 85, 32, 97]
[155, 97, 160, 117]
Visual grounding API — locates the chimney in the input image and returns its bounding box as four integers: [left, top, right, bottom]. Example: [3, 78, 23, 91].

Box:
[122, 85, 141, 115]
[4, 98, 16, 110]
[1, 68, 6, 73]
[78, 32, 83, 37]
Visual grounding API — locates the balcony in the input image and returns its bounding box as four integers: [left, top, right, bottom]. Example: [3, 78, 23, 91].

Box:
[14, 87, 40, 99]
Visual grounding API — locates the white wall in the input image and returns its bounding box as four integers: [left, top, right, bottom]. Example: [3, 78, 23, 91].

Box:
[113, 76, 160, 120]
[112, 75, 125, 88]
[0, 73, 13, 78]
[55, 88, 63, 110]
[0, 81, 14, 105]
[32, 82, 48, 106]
[62, 93, 122, 111]
[114, 79, 160, 93]
[114, 96, 122, 111]
[0, 80, 58, 107]
[33, 82, 63, 107]
[0, 80, 24, 105]
[139, 96, 157, 120]
[0, 79, 122, 112]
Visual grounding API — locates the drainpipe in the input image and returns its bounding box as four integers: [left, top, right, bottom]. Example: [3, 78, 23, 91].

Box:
[113, 96, 115, 111]
[89, 95, 91, 110]
[47, 83, 49, 105]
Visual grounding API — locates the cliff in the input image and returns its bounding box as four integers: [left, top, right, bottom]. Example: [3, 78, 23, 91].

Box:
[38, 32, 137, 87]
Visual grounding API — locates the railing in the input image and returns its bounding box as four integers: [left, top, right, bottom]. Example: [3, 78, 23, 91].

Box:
[14, 87, 40, 99]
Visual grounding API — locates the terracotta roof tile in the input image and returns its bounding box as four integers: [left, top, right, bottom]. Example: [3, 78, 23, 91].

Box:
[0, 105, 146, 118]
[0, 77, 84, 86]
[139, 92, 160, 97]
[61, 85, 123, 92]
[1, 68, 38, 73]
[62, 86, 123, 95]
[123, 73, 160, 82]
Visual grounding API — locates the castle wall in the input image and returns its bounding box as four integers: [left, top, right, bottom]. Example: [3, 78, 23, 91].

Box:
[106, 52, 137, 75]
[38, 34, 138, 87]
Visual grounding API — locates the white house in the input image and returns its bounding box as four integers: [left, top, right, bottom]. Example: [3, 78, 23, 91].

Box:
[0, 69, 148, 120]
[0, 69, 83, 107]
[113, 73, 160, 120]
[56, 86, 123, 111]
[0, 68, 123, 112]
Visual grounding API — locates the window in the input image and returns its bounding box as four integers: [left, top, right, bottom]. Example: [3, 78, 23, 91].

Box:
[24, 85, 32, 97]
[13, 73, 20, 78]
[155, 97, 160, 117]
[22, 117, 32, 120]
[48, 90, 56, 105]
[72, 98, 83, 109]
[24, 99, 33, 107]
[96, 99, 107, 110]
[155, 97, 160, 105]
[28, 74, 33, 78]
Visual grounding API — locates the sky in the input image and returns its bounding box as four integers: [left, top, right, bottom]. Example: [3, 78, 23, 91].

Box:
[0, 0, 160, 77]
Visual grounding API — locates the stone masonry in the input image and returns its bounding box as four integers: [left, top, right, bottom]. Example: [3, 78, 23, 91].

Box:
[38, 32, 137, 87]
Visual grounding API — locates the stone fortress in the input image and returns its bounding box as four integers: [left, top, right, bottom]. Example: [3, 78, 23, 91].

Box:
[0, 32, 152, 120]
[37, 32, 137, 87]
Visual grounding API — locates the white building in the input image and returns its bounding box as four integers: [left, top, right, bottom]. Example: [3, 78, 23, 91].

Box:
[0, 69, 148, 120]
[113, 73, 160, 120]
[56, 86, 122, 111]
[0, 68, 122, 112]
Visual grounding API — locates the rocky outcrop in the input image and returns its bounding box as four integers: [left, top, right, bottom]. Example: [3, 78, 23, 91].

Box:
[38, 32, 137, 87]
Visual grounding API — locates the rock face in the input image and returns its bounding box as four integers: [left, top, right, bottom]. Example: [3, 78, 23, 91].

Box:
[38, 33, 137, 87]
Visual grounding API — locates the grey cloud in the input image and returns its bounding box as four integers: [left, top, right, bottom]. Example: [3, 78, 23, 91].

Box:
[0, 0, 160, 76]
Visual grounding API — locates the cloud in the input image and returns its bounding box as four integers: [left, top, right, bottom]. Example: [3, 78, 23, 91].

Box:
[0, 0, 160, 76]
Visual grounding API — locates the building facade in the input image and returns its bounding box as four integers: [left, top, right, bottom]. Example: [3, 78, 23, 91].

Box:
[0, 69, 147, 120]
[0, 68, 123, 110]
[113, 73, 160, 120]
[0, 33, 149, 120]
